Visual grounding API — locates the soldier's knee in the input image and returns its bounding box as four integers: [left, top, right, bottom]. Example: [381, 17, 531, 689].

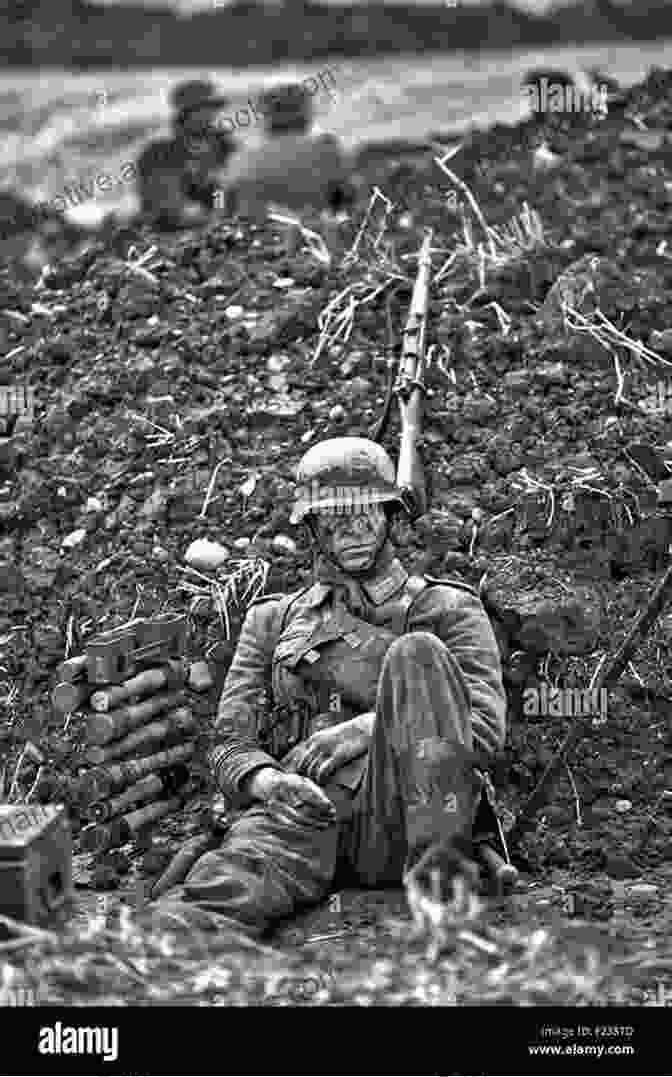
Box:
[386, 630, 446, 665]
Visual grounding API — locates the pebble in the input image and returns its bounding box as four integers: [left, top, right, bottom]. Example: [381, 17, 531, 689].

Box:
[329, 404, 346, 424]
[650, 328, 672, 356]
[225, 305, 244, 319]
[605, 854, 639, 880]
[233, 536, 252, 550]
[184, 538, 229, 571]
[267, 354, 291, 373]
[533, 142, 562, 170]
[152, 546, 170, 563]
[85, 497, 103, 513]
[272, 534, 297, 555]
[504, 369, 529, 392]
[188, 660, 214, 693]
[614, 799, 633, 813]
[61, 528, 86, 549]
[628, 884, 659, 900]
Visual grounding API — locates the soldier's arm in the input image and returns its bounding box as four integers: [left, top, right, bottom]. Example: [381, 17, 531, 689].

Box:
[409, 584, 507, 756]
[208, 597, 289, 804]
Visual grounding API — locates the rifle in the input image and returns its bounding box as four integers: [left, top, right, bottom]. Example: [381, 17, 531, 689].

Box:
[372, 229, 433, 520]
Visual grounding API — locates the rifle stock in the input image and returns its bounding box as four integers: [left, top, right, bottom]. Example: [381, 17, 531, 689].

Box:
[394, 230, 433, 519]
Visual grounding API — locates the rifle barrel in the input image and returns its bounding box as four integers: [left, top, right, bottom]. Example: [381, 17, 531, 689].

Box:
[395, 230, 433, 518]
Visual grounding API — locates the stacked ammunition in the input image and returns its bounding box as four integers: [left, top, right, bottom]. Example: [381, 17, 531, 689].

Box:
[52, 654, 209, 854]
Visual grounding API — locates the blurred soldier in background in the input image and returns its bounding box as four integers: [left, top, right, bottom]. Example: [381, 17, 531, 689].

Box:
[219, 82, 355, 221]
[136, 79, 236, 229]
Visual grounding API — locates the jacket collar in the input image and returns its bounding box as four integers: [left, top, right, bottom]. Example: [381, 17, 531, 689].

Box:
[304, 543, 409, 609]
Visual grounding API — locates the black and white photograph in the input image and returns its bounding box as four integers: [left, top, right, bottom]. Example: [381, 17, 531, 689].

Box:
[0, 0, 670, 1070]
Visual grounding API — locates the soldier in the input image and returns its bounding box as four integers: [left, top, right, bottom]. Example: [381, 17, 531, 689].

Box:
[136, 80, 236, 230]
[219, 82, 354, 222]
[150, 438, 506, 936]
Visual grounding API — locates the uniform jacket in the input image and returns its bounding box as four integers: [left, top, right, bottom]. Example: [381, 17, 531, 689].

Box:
[209, 546, 507, 806]
[137, 130, 234, 215]
[221, 132, 353, 219]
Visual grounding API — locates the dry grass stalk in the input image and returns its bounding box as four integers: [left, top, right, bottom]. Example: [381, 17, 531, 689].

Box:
[563, 304, 672, 369]
[268, 211, 331, 266]
[178, 558, 269, 640]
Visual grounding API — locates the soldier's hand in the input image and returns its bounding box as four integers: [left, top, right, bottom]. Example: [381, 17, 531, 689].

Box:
[265, 770, 336, 821]
[282, 726, 360, 785]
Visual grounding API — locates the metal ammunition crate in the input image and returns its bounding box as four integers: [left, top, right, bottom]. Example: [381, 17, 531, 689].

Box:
[0, 804, 73, 936]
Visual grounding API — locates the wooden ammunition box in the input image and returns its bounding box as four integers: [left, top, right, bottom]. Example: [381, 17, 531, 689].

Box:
[0, 804, 73, 936]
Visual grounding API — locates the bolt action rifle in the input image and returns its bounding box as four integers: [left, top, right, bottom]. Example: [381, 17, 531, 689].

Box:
[371, 229, 433, 520]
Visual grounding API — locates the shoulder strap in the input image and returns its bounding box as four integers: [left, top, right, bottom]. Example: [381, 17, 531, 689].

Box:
[247, 592, 287, 608]
[423, 574, 479, 598]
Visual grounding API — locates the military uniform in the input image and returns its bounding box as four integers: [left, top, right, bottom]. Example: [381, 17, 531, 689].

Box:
[220, 82, 354, 221]
[151, 437, 507, 935]
[136, 80, 235, 229]
[158, 544, 506, 934]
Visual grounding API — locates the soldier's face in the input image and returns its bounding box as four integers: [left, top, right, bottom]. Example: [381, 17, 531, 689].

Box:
[313, 505, 387, 573]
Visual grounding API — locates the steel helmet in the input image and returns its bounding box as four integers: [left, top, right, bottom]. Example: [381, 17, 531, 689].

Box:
[290, 437, 404, 525]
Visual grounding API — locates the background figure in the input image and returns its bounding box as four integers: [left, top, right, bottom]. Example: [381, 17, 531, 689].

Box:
[220, 82, 355, 221]
[136, 79, 236, 229]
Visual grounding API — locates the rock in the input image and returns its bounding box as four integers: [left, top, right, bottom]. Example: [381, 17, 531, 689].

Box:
[462, 392, 498, 422]
[329, 404, 346, 424]
[614, 799, 632, 814]
[487, 572, 604, 656]
[533, 143, 562, 171]
[504, 370, 529, 392]
[650, 328, 672, 356]
[188, 660, 214, 692]
[233, 537, 252, 550]
[61, 528, 86, 550]
[272, 534, 297, 555]
[139, 488, 168, 520]
[605, 854, 639, 880]
[628, 884, 659, 900]
[184, 538, 229, 572]
[534, 361, 568, 387]
[84, 497, 103, 513]
[347, 376, 373, 397]
[448, 454, 489, 485]
[267, 354, 291, 373]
